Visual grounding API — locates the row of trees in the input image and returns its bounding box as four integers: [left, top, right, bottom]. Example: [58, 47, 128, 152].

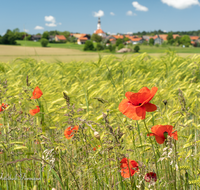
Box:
[132, 29, 200, 37]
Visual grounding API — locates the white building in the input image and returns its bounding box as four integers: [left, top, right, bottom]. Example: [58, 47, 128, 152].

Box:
[94, 17, 106, 37]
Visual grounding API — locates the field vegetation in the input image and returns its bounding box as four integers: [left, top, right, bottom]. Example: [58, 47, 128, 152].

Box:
[1, 52, 200, 189]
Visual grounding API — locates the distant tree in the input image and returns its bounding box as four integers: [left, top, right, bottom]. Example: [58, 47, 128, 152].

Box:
[59, 31, 70, 39]
[180, 35, 191, 46]
[116, 39, 123, 46]
[91, 34, 102, 42]
[149, 38, 154, 46]
[134, 45, 140, 52]
[40, 38, 49, 47]
[167, 32, 175, 45]
[1, 29, 17, 44]
[124, 37, 130, 42]
[13, 28, 20, 33]
[68, 36, 76, 43]
[36, 33, 41, 36]
[96, 43, 104, 51]
[83, 40, 94, 51]
[118, 43, 124, 50]
[42, 31, 49, 40]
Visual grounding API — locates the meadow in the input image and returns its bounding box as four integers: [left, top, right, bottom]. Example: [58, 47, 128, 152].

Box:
[1, 51, 200, 189]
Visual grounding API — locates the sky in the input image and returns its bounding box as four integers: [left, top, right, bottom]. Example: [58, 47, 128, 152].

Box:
[1, 0, 200, 35]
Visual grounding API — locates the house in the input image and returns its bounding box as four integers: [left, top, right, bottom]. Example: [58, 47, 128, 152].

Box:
[31, 35, 41, 41]
[55, 35, 66, 42]
[49, 35, 55, 41]
[130, 37, 144, 44]
[154, 35, 163, 45]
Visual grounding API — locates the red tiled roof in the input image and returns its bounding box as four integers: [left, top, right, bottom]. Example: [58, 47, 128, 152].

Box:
[131, 37, 143, 41]
[55, 35, 66, 40]
[95, 29, 105, 34]
[78, 37, 88, 41]
[113, 35, 123, 39]
[110, 39, 115, 41]
[190, 36, 199, 40]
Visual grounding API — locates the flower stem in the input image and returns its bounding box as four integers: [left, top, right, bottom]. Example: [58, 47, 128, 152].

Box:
[143, 120, 159, 178]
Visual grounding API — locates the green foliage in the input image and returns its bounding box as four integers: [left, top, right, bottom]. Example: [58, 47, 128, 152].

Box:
[91, 34, 102, 42]
[83, 40, 94, 51]
[42, 31, 49, 40]
[167, 32, 175, 45]
[118, 43, 124, 50]
[96, 43, 104, 51]
[134, 45, 140, 52]
[116, 38, 123, 46]
[149, 38, 154, 46]
[40, 38, 49, 47]
[1, 29, 18, 45]
[180, 35, 191, 46]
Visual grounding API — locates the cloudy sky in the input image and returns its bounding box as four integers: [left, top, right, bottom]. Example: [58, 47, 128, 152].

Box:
[1, 0, 200, 35]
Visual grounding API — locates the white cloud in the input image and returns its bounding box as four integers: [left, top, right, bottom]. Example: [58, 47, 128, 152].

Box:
[58, 22, 62, 25]
[45, 23, 57, 27]
[44, 15, 60, 27]
[93, 10, 104, 17]
[126, 10, 133, 15]
[161, 0, 200, 9]
[163, 30, 167, 33]
[45, 15, 55, 23]
[132, 1, 148, 11]
[2, 32, 5, 36]
[110, 12, 115, 16]
[34, 26, 44, 30]
[127, 32, 133, 34]
[24, 29, 29, 33]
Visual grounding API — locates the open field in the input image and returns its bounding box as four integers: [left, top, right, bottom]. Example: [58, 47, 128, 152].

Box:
[0, 44, 199, 63]
[1, 52, 200, 189]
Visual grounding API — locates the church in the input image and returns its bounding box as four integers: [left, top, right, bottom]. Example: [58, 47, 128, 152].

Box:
[94, 17, 106, 37]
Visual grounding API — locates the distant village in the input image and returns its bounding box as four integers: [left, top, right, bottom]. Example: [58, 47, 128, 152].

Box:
[30, 18, 200, 46]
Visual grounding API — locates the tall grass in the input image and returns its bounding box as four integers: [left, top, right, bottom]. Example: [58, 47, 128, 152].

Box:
[0, 52, 200, 189]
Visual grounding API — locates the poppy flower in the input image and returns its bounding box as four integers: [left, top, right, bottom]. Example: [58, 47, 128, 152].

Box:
[119, 87, 158, 120]
[31, 86, 43, 99]
[120, 158, 139, 178]
[29, 106, 40, 116]
[64, 126, 79, 139]
[144, 172, 157, 182]
[93, 145, 101, 151]
[147, 125, 178, 144]
[0, 103, 9, 112]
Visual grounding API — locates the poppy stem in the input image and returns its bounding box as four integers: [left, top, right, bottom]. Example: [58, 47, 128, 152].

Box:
[143, 120, 159, 179]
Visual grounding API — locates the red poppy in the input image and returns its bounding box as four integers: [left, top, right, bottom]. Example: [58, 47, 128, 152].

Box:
[120, 158, 139, 178]
[144, 172, 157, 182]
[119, 87, 157, 120]
[64, 126, 79, 139]
[93, 145, 101, 151]
[31, 86, 43, 99]
[0, 103, 9, 112]
[148, 125, 178, 144]
[29, 106, 40, 116]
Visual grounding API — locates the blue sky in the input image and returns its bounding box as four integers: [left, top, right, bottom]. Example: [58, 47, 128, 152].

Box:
[1, 0, 200, 35]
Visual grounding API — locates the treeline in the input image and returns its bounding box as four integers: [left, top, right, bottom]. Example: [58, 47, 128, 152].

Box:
[132, 30, 200, 36]
[0, 29, 27, 45]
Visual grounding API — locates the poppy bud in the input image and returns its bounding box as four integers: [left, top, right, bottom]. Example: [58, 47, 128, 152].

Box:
[163, 131, 168, 139]
[163, 100, 167, 105]
[94, 131, 100, 140]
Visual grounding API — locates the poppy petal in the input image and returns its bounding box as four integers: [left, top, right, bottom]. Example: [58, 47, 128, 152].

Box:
[172, 130, 178, 140]
[155, 135, 165, 144]
[125, 92, 134, 100]
[31, 86, 43, 99]
[119, 99, 142, 120]
[144, 103, 157, 112]
[29, 106, 40, 116]
[138, 87, 151, 94]
[135, 106, 146, 120]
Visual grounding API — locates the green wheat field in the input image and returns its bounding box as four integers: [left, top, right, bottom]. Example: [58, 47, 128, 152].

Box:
[1, 51, 200, 189]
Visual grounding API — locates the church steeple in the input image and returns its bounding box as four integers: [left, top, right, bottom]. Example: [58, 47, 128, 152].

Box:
[97, 17, 101, 29]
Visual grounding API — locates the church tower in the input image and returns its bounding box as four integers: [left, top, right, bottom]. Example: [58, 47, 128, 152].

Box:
[97, 17, 101, 29]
